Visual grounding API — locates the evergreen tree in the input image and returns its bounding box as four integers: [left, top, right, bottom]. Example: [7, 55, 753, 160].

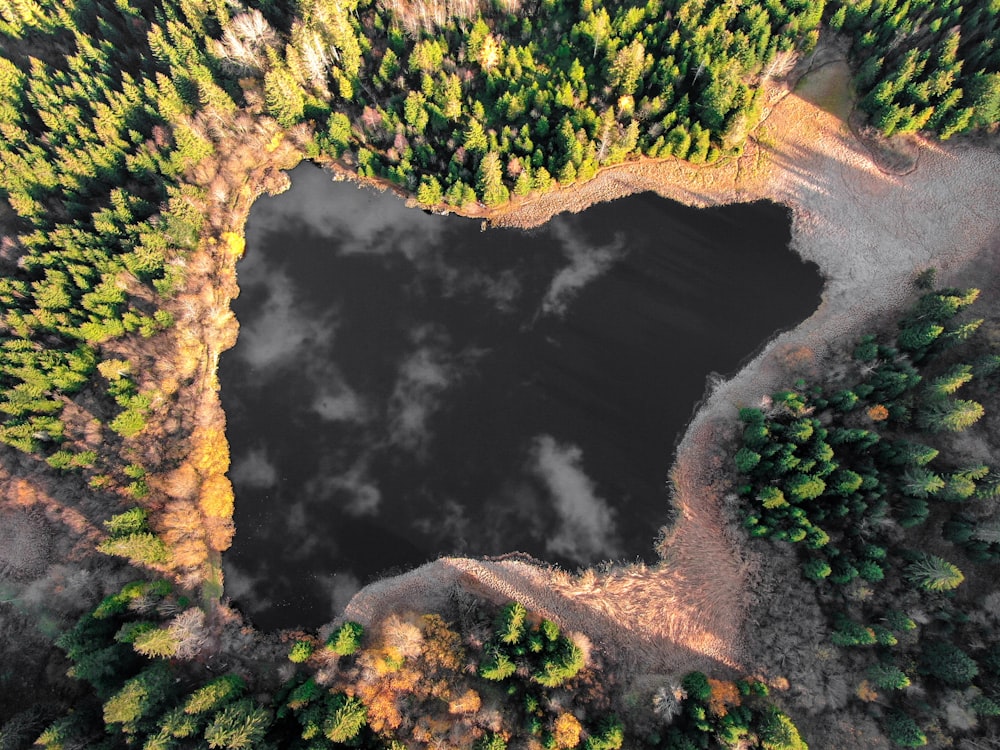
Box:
[326, 621, 363, 656]
[477, 151, 510, 206]
[905, 554, 964, 592]
[203, 699, 271, 749]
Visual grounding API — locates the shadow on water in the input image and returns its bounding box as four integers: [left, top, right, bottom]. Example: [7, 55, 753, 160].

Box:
[219, 163, 823, 630]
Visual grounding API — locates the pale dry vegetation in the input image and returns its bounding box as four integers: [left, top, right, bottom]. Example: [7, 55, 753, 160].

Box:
[377, 0, 522, 35]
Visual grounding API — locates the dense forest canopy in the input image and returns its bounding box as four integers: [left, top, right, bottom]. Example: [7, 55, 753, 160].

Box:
[0, 0, 997, 488]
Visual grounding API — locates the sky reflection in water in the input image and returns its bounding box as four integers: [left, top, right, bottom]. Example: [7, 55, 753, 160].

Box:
[220, 164, 823, 630]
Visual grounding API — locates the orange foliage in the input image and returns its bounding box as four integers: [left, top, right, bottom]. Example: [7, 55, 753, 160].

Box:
[411, 714, 458, 745]
[448, 688, 481, 715]
[856, 680, 879, 702]
[553, 713, 582, 748]
[205, 517, 234, 552]
[867, 404, 890, 421]
[420, 614, 465, 671]
[357, 680, 405, 733]
[706, 678, 742, 718]
[160, 464, 199, 500]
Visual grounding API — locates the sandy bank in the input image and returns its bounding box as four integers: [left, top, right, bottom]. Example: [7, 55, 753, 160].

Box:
[337, 42, 1000, 686]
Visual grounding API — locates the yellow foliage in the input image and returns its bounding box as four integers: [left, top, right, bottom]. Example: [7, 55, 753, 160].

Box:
[264, 131, 284, 153]
[479, 35, 500, 70]
[199, 474, 235, 518]
[363, 646, 406, 675]
[191, 426, 230, 476]
[553, 713, 582, 748]
[221, 231, 246, 256]
[97, 358, 131, 380]
[617, 95, 634, 115]
[706, 678, 742, 718]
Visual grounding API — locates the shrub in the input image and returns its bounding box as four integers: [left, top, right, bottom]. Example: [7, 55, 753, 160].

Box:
[854, 335, 879, 361]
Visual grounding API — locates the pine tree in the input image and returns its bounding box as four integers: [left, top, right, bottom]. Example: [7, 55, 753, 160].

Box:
[323, 694, 367, 743]
[326, 621, 363, 656]
[416, 175, 443, 206]
[203, 699, 271, 749]
[264, 64, 306, 128]
[477, 151, 509, 206]
[917, 398, 984, 432]
[884, 711, 927, 747]
[103, 663, 174, 731]
[905, 554, 964, 592]
[919, 641, 978, 686]
[496, 602, 527, 645]
[185, 675, 246, 715]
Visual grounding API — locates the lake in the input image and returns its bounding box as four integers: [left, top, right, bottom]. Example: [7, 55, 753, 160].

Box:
[219, 163, 823, 630]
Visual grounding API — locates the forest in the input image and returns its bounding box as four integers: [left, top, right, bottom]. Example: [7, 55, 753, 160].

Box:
[0, 0, 997, 501]
[0, 0, 999, 747]
[735, 282, 1000, 746]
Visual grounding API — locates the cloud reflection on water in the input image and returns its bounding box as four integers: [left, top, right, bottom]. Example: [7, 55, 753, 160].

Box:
[530, 435, 622, 565]
[250, 166, 445, 257]
[230, 446, 278, 488]
[542, 219, 627, 317]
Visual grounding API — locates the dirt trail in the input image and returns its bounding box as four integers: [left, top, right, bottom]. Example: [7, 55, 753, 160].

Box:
[341, 45, 1000, 682]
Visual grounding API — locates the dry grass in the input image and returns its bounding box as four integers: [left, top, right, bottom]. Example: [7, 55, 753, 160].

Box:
[337, 32, 1000, 733]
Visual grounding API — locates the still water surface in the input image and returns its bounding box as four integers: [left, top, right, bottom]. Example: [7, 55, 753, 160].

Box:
[220, 163, 822, 630]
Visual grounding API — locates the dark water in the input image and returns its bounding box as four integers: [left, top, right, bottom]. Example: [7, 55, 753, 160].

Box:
[220, 163, 822, 630]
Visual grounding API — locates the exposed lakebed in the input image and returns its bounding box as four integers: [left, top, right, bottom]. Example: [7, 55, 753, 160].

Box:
[220, 163, 823, 630]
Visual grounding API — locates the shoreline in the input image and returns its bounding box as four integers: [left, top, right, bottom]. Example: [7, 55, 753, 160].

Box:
[327, 43, 1000, 684]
